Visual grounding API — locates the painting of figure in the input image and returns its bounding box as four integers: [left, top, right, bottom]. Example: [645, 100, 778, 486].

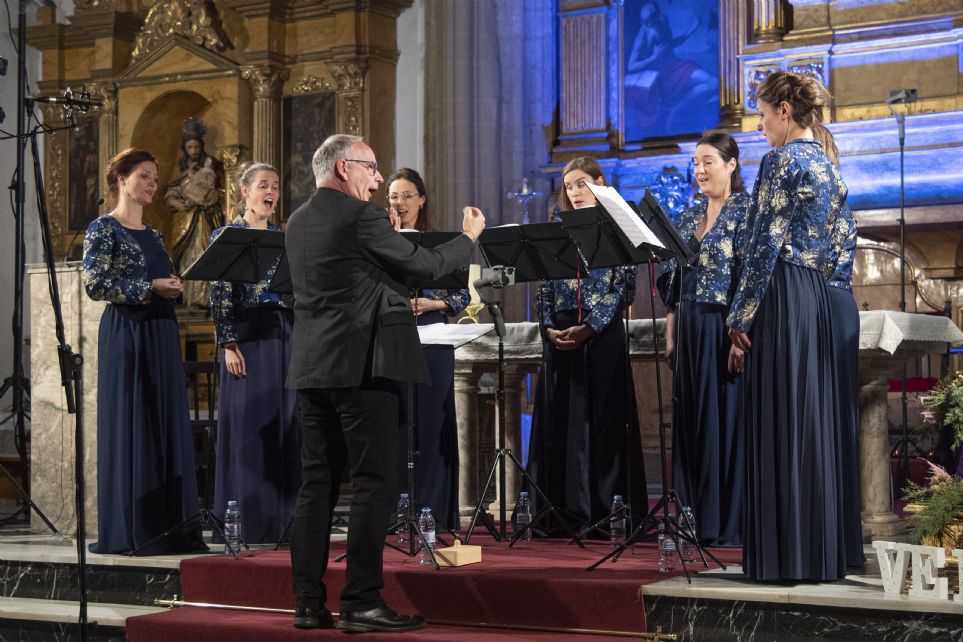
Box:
[282, 92, 336, 219]
[68, 116, 100, 231]
[623, 0, 719, 141]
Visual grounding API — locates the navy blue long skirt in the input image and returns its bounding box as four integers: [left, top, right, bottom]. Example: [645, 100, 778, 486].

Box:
[527, 309, 646, 535]
[214, 308, 300, 544]
[743, 260, 846, 582]
[672, 298, 744, 548]
[397, 312, 459, 531]
[90, 306, 206, 555]
[828, 286, 863, 570]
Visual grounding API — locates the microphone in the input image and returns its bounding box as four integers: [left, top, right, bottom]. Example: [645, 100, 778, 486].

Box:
[886, 88, 918, 105]
[473, 266, 515, 290]
[31, 88, 103, 111]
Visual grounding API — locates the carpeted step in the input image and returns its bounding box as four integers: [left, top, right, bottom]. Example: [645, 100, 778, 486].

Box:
[126, 605, 641, 641]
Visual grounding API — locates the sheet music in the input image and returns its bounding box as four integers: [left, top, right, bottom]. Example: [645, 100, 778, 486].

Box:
[585, 182, 665, 249]
[418, 323, 493, 348]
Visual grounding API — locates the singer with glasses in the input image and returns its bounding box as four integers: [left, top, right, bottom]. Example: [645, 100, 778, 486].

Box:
[727, 72, 852, 582]
[386, 168, 469, 531]
[84, 148, 207, 555]
[209, 162, 301, 544]
[658, 133, 749, 548]
[526, 156, 646, 536]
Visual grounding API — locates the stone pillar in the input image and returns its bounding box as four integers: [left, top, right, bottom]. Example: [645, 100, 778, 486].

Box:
[753, 0, 787, 43]
[217, 144, 244, 222]
[719, 0, 749, 127]
[241, 64, 288, 168]
[329, 61, 367, 137]
[454, 362, 480, 526]
[859, 358, 909, 541]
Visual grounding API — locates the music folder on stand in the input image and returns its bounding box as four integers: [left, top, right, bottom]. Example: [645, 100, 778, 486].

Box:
[562, 184, 723, 580]
[463, 222, 588, 547]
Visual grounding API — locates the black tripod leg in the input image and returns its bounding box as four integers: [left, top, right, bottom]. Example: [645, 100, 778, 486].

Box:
[503, 450, 585, 548]
[463, 452, 503, 543]
[274, 512, 295, 551]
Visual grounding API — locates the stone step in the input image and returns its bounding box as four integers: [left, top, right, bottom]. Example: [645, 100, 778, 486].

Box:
[0, 595, 165, 642]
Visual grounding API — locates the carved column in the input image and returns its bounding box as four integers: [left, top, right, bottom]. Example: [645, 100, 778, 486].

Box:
[719, 0, 749, 127]
[217, 144, 244, 222]
[89, 82, 117, 208]
[454, 362, 480, 527]
[558, 4, 609, 149]
[753, 0, 787, 43]
[38, 103, 68, 257]
[329, 61, 367, 137]
[241, 64, 288, 168]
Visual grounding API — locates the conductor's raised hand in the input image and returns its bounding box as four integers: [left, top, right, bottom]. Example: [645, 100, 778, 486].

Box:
[152, 274, 183, 300]
[388, 206, 402, 231]
[462, 206, 485, 243]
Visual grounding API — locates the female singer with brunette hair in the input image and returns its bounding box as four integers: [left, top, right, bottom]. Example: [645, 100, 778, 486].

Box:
[386, 167, 469, 530]
[209, 162, 301, 543]
[526, 156, 646, 535]
[727, 72, 851, 581]
[84, 148, 206, 555]
[659, 132, 749, 547]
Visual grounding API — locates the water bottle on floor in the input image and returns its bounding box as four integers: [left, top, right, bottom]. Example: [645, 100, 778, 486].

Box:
[681, 505, 696, 564]
[610, 495, 626, 548]
[515, 492, 532, 542]
[224, 500, 241, 555]
[657, 521, 675, 573]
[418, 507, 436, 565]
[396, 493, 410, 544]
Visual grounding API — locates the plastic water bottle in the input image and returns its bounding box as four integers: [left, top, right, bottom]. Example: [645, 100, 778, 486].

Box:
[224, 500, 241, 555]
[418, 507, 436, 565]
[515, 492, 532, 542]
[610, 495, 626, 547]
[681, 505, 696, 564]
[396, 493, 410, 544]
[657, 521, 675, 573]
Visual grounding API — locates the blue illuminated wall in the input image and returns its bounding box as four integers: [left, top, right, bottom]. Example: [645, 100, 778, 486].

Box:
[622, 0, 720, 141]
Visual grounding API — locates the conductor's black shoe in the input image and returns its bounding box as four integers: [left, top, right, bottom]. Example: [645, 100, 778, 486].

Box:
[293, 606, 334, 629]
[336, 605, 425, 632]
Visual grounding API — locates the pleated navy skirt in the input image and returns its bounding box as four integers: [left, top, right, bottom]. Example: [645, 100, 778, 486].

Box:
[214, 307, 300, 544]
[742, 260, 846, 582]
[828, 286, 864, 570]
[90, 305, 206, 555]
[397, 312, 459, 530]
[672, 296, 744, 548]
[527, 310, 646, 535]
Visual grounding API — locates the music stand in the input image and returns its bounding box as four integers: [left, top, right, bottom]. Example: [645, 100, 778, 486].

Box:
[463, 223, 587, 546]
[268, 254, 291, 294]
[568, 186, 723, 580]
[132, 229, 285, 558]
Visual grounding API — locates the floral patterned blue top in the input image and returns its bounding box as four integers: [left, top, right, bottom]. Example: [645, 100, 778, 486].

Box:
[83, 215, 166, 305]
[420, 288, 471, 317]
[537, 266, 637, 333]
[727, 139, 849, 332]
[209, 216, 287, 345]
[659, 191, 750, 309]
[827, 203, 857, 291]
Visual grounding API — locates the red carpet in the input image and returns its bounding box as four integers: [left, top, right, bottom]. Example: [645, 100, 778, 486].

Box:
[126, 536, 743, 640]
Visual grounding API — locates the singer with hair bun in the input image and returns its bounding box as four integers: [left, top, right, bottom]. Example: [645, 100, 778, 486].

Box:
[386, 167, 468, 531]
[727, 71, 852, 581]
[209, 162, 301, 543]
[658, 132, 749, 548]
[525, 156, 646, 535]
[84, 148, 207, 555]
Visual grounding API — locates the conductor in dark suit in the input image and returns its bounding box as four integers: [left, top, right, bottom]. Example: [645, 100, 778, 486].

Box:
[285, 134, 485, 633]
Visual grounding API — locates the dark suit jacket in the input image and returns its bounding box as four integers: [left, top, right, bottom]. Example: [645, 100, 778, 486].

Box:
[285, 187, 474, 389]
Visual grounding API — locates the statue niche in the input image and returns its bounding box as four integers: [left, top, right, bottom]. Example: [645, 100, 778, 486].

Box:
[164, 117, 225, 308]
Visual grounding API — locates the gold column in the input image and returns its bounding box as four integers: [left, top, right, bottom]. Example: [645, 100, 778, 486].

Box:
[217, 144, 244, 222]
[329, 61, 368, 136]
[89, 82, 117, 208]
[241, 64, 289, 168]
[719, 0, 749, 127]
[38, 103, 69, 257]
[753, 0, 787, 43]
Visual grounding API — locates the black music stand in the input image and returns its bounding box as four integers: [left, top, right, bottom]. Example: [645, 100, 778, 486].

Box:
[566, 188, 724, 580]
[132, 229, 286, 558]
[463, 223, 587, 546]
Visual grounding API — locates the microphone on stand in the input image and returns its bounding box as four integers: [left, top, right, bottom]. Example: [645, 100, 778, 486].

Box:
[31, 88, 103, 112]
[886, 88, 917, 145]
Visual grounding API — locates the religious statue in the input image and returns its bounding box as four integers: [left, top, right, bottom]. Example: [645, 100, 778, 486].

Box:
[164, 117, 225, 308]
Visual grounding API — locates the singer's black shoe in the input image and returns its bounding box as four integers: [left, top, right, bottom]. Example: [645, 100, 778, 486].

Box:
[293, 606, 334, 629]
[336, 605, 425, 633]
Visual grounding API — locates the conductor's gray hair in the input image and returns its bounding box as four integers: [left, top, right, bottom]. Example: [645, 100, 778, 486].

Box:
[312, 134, 363, 184]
